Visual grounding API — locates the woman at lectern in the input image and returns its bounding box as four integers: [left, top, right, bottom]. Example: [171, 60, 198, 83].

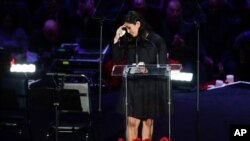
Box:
[112, 11, 169, 141]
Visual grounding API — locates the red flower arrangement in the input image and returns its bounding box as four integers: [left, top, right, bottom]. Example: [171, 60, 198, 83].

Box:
[159, 137, 170, 141]
[117, 138, 125, 141]
[117, 137, 170, 141]
[132, 138, 141, 141]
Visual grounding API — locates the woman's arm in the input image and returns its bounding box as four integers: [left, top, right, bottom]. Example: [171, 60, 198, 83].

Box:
[112, 25, 127, 63]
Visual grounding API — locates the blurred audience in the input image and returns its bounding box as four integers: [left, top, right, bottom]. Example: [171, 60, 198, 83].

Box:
[127, 0, 164, 33]
[0, 9, 28, 63]
[0, 0, 249, 82]
[199, 0, 237, 81]
[178, 0, 206, 23]
[0, 0, 32, 34]
[26, 0, 43, 14]
[160, 0, 197, 75]
[32, 0, 72, 37]
[70, 0, 99, 49]
[234, 31, 250, 81]
[230, 0, 250, 33]
[70, 0, 116, 50]
[28, 19, 73, 72]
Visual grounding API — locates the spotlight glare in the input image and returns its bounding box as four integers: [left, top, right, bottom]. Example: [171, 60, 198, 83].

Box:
[10, 64, 36, 73]
[171, 71, 193, 82]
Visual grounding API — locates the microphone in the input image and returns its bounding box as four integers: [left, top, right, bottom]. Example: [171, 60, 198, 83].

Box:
[135, 37, 139, 64]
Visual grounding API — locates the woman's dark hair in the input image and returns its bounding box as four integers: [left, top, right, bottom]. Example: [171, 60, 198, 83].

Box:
[124, 10, 153, 38]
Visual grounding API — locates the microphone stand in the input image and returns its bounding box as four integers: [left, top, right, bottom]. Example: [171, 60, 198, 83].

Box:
[24, 73, 33, 141]
[135, 37, 139, 64]
[194, 1, 206, 140]
[51, 73, 64, 141]
[98, 19, 104, 112]
[92, 0, 125, 112]
[194, 20, 200, 141]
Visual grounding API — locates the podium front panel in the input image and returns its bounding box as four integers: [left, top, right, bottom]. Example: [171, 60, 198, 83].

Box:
[111, 64, 182, 77]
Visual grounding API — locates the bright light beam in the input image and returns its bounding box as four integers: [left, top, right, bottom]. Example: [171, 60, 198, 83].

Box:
[10, 64, 36, 73]
[171, 71, 193, 82]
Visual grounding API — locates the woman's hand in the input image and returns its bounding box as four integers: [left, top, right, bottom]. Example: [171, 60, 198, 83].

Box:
[137, 66, 148, 73]
[137, 62, 148, 73]
[114, 25, 126, 44]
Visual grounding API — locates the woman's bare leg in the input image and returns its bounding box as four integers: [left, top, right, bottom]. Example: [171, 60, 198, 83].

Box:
[142, 118, 154, 140]
[127, 116, 141, 141]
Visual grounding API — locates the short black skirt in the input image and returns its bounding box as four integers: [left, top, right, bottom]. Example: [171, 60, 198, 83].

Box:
[116, 75, 172, 119]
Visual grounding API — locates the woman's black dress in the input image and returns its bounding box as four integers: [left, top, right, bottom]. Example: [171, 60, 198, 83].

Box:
[112, 32, 170, 119]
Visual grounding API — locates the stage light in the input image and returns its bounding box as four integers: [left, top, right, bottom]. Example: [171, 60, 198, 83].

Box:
[10, 64, 36, 73]
[170, 71, 193, 82]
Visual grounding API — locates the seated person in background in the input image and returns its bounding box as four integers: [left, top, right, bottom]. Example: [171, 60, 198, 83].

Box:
[0, 0, 32, 35]
[70, 0, 112, 50]
[71, 0, 96, 38]
[160, 0, 197, 84]
[32, 0, 72, 37]
[28, 19, 73, 73]
[0, 9, 28, 63]
[200, 0, 237, 81]
[128, 0, 164, 34]
[234, 31, 250, 81]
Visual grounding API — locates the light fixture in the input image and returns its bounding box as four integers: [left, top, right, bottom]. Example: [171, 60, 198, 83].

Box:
[10, 64, 36, 73]
[170, 71, 193, 82]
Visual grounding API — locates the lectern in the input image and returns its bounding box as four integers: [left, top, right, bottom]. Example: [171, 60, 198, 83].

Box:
[112, 64, 182, 140]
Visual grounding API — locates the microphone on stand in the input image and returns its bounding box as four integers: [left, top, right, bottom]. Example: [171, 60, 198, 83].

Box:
[145, 38, 160, 67]
[135, 36, 139, 65]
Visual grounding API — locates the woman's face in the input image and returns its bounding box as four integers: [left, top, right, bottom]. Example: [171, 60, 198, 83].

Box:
[124, 21, 140, 37]
[166, 0, 182, 23]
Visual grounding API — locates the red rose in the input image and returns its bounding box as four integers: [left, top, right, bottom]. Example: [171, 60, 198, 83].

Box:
[117, 138, 125, 141]
[132, 138, 142, 141]
[160, 137, 170, 141]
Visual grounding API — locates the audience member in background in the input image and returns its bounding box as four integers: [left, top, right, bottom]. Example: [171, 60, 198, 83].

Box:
[26, 0, 43, 14]
[70, 0, 101, 49]
[0, 0, 32, 35]
[127, 0, 164, 33]
[178, 0, 207, 23]
[70, 0, 115, 51]
[229, 0, 250, 33]
[28, 19, 73, 73]
[160, 0, 197, 84]
[233, 31, 250, 81]
[32, 0, 72, 36]
[200, 0, 237, 81]
[0, 9, 28, 63]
